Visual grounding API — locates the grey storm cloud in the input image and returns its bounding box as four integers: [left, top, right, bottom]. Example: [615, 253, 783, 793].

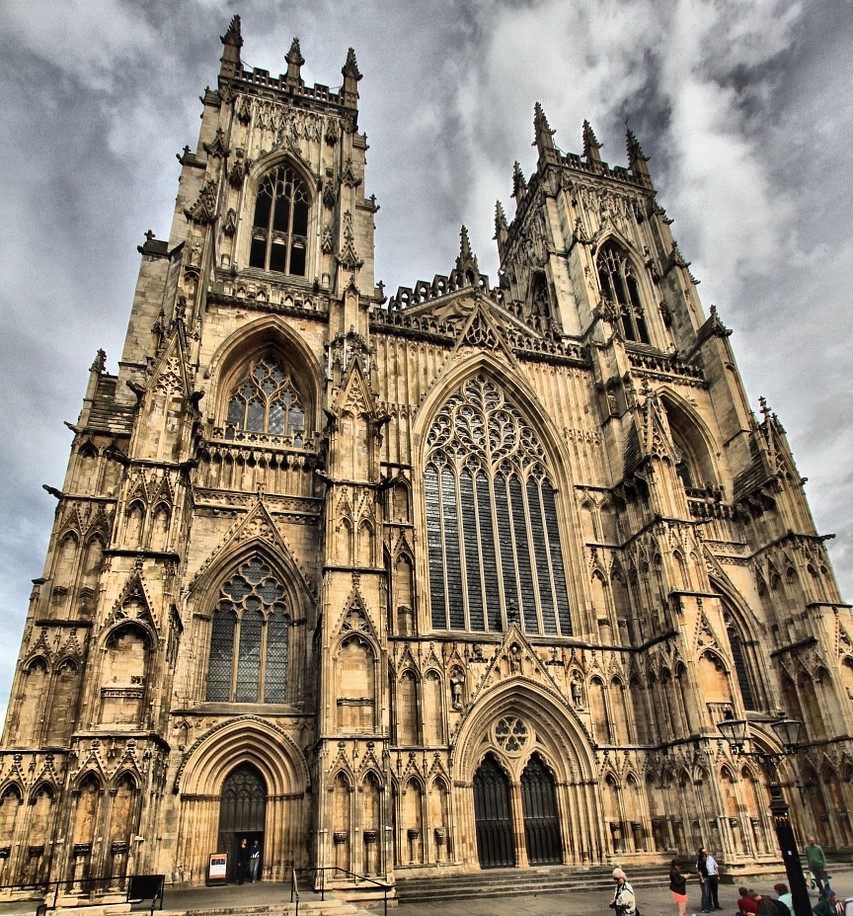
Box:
[0, 0, 850, 724]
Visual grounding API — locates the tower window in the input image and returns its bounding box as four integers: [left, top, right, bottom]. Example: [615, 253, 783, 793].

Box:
[225, 354, 305, 440]
[424, 376, 572, 636]
[206, 557, 290, 703]
[597, 242, 649, 344]
[249, 165, 309, 276]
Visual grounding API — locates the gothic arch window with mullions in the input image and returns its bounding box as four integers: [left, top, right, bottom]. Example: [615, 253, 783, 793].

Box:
[249, 164, 309, 276]
[206, 557, 290, 703]
[225, 352, 306, 441]
[424, 376, 573, 635]
[596, 241, 649, 344]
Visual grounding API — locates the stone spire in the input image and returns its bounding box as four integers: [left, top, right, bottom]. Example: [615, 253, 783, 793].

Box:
[533, 102, 556, 157]
[511, 161, 527, 201]
[494, 200, 509, 248]
[285, 37, 305, 92]
[341, 48, 362, 108]
[219, 15, 243, 78]
[456, 225, 480, 282]
[582, 119, 602, 166]
[626, 126, 652, 187]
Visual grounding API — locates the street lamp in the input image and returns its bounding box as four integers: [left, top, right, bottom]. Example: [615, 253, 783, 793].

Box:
[717, 714, 811, 916]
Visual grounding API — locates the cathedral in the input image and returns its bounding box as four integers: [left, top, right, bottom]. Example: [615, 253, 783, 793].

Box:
[1, 17, 851, 897]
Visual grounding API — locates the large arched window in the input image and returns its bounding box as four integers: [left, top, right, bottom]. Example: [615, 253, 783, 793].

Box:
[597, 241, 649, 344]
[225, 352, 305, 440]
[206, 557, 290, 703]
[424, 376, 572, 635]
[249, 164, 309, 276]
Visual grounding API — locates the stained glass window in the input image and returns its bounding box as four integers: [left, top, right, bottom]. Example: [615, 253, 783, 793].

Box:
[225, 354, 305, 440]
[205, 557, 289, 703]
[597, 242, 649, 344]
[425, 376, 572, 635]
[249, 164, 309, 276]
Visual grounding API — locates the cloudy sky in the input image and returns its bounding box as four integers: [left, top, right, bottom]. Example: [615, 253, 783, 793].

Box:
[1, 0, 851, 726]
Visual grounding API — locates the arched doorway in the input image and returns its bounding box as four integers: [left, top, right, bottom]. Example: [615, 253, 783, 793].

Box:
[218, 764, 266, 881]
[473, 753, 514, 868]
[521, 754, 562, 864]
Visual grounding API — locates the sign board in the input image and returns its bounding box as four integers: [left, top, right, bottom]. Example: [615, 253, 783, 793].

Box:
[207, 852, 228, 886]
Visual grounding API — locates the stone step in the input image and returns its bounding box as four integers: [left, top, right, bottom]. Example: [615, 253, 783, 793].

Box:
[396, 865, 664, 902]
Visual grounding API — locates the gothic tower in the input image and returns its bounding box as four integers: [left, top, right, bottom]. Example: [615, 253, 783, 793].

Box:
[0, 20, 850, 896]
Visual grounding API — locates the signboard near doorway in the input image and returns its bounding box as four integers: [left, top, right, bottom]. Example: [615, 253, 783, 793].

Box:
[207, 852, 228, 886]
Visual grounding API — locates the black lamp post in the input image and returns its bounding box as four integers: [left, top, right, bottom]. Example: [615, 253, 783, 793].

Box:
[717, 714, 811, 916]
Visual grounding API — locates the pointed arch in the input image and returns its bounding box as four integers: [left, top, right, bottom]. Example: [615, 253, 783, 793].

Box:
[415, 360, 580, 637]
[595, 238, 650, 343]
[207, 315, 321, 440]
[657, 388, 721, 488]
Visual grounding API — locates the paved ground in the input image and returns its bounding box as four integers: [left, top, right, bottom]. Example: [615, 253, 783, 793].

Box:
[1, 866, 850, 916]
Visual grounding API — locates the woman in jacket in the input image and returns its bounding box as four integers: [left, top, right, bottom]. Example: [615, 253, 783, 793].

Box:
[669, 859, 689, 916]
[610, 867, 637, 916]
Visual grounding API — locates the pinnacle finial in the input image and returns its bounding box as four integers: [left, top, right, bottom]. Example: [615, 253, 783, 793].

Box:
[460, 225, 473, 260]
[219, 15, 243, 77]
[341, 48, 362, 109]
[221, 15, 243, 49]
[533, 102, 556, 155]
[286, 37, 305, 67]
[626, 124, 653, 186]
[285, 37, 304, 88]
[511, 161, 527, 199]
[342, 47, 362, 81]
[582, 119, 602, 163]
[494, 200, 508, 232]
[456, 225, 480, 280]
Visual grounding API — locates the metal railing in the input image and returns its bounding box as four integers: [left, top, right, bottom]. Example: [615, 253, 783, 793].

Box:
[294, 865, 392, 916]
[0, 874, 164, 914]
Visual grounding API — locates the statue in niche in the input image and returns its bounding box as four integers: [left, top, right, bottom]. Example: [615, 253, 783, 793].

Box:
[450, 672, 464, 710]
[509, 643, 522, 674]
[571, 675, 585, 709]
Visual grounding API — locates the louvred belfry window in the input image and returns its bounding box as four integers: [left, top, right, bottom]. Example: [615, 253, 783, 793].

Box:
[206, 557, 289, 703]
[225, 354, 305, 440]
[424, 376, 572, 635]
[249, 164, 309, 276]
[596, 241, 649, 344]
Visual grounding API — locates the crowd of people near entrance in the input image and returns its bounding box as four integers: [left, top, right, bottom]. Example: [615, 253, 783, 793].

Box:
[607, 836, 848, 916]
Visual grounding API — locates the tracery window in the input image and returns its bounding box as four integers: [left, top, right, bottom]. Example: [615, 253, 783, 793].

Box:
[225, 353, 305, 440]
[425, 376, 572, 635]
[727, 625, 757, 710]
[249, 164, 309, 276]
[597, 241, 649, 344]
[206, 557, 290, 703]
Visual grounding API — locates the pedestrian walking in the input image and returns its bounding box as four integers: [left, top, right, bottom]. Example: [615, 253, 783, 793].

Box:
[669, 858, 688, 916]
[249, 838, 261, 883]
[805, 835, 829, 894]
[609, 867, 637, 916]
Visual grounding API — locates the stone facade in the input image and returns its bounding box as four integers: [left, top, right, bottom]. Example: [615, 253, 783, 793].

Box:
[1, 17, 851, 894]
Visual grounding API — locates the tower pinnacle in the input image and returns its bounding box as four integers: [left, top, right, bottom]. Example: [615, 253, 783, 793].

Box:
[533, 102, 556, 157]
[582, 119, 602, 166]
[341, 48, 362, 108]
[219, 15, 243, 78]
[285, 37, 305, 91]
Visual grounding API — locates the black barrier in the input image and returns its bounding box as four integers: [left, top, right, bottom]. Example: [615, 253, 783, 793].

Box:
[127, 875, 164, 913]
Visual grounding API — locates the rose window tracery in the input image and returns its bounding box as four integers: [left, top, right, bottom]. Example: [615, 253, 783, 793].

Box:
[495, 716, 529, 753]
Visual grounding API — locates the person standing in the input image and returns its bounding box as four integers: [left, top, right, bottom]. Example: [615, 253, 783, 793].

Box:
[249, 839, 261, 883]
[705, 847, 721, 910]
[669, 858, 689, 916]
[609, 867, 637, 916]
[805, 835, 828, 894]
[236, 837, 249, 885]
[696, 846, 711, 913]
